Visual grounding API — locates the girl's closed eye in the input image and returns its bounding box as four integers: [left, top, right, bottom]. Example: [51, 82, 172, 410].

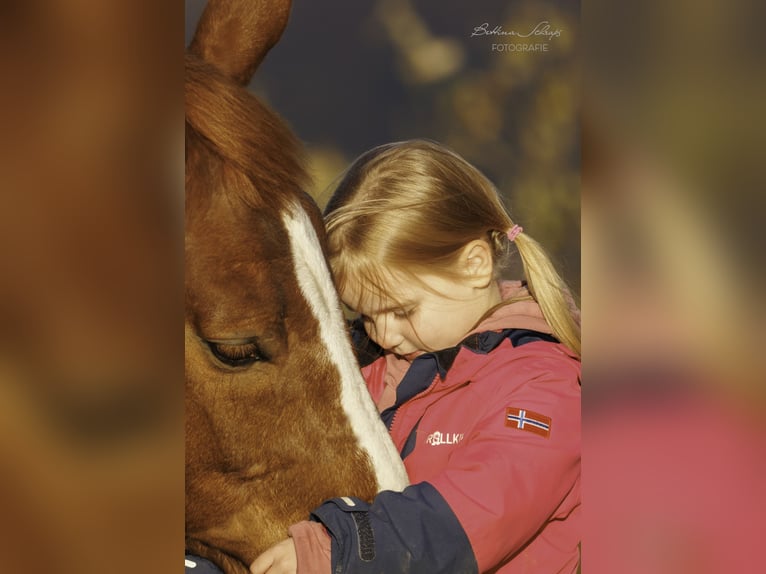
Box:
[392, 307, 416, 319]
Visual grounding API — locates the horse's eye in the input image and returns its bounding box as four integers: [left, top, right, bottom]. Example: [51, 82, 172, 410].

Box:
[207, 341, 266, 368]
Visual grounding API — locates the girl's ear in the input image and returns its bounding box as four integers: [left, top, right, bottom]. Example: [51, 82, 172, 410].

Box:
[462, 240, 495, 288]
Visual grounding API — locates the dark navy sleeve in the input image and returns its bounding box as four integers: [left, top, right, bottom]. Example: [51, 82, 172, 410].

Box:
[185, 553, 225, 573]
[311, 482, 478, 574]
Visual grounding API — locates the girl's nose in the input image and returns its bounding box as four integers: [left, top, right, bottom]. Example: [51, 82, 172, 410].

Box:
[367, 315, 402, 351]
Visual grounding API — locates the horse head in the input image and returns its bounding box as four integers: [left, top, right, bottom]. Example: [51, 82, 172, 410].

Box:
[184, 1, 407, 571]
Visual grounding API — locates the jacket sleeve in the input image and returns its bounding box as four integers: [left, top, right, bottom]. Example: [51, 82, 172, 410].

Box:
[289, 521, 332, 574]
[427, 346, 581, 570]
[311, 483, 478, 574]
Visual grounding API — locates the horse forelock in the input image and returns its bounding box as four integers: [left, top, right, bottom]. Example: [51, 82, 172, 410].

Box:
[185, 53, 307, 214]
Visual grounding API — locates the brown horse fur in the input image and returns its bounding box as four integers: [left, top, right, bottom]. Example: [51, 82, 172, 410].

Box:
[185, 1, 407, 572]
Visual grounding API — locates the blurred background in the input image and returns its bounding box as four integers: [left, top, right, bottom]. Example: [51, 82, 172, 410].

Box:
[0, 0, 763, 572]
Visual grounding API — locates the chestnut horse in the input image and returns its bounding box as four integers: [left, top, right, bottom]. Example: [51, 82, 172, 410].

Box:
[184, 0, 408, 572]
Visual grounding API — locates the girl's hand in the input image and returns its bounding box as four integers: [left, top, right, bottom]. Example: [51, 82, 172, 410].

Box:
[250, 538, 298, 574]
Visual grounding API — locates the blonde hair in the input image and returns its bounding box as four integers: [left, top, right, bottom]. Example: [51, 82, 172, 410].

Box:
[324, 140, 580, 356]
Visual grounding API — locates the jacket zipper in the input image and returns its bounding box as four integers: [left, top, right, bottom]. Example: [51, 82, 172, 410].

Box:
[389, 372, 441, 447]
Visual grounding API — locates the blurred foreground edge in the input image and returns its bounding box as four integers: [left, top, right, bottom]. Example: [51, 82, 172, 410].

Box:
[0, 1, 184, 572]
[582, 0, 766, 570]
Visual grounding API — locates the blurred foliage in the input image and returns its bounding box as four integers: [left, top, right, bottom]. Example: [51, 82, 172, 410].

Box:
[231, 0, 581, 294]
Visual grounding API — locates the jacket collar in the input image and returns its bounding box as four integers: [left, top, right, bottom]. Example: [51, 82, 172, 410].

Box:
[352, 318, 559, 378]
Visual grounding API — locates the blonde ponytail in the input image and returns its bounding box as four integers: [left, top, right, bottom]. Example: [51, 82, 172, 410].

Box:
[514, 233, 581, 356]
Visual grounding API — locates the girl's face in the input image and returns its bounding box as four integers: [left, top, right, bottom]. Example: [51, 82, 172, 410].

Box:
[342, 269, 500, 361]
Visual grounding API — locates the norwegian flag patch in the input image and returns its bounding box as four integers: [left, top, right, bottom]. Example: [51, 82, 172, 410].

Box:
[505, 407, 552, 438]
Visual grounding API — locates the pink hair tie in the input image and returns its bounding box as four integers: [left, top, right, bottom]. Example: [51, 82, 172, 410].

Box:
[506, 224, 523, 242]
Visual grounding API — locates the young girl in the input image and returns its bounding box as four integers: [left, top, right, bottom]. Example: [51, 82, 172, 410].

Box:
[251, 140, 581, 574]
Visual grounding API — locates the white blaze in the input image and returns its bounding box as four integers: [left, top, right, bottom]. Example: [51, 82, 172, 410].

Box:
[282, 204, 409, 492]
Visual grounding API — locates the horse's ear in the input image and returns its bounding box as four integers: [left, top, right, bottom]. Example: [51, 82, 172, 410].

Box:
[189, 0, 292, 86]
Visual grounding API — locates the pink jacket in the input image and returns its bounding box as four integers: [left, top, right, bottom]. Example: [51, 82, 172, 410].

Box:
[291, 281, 581, 573]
